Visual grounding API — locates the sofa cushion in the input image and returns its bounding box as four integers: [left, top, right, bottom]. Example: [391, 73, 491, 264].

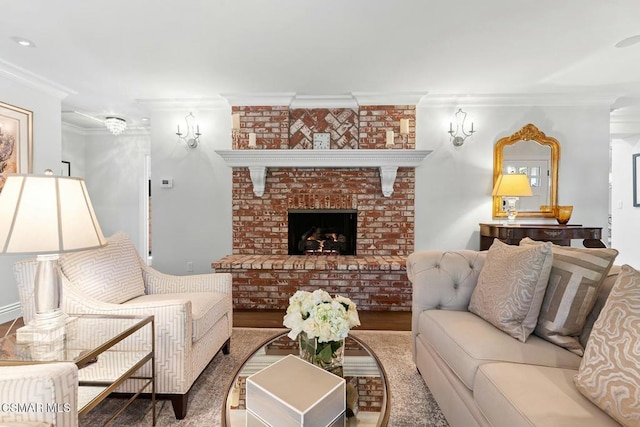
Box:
[469, 239, 553, 342]
[417, 309, 581, 390]
[574, 264, 640, 426]
[125, 291, 230, 342]
[474, 363, 621, 427]
[60, 231, 145, 304]
[519, 238, 618, 356]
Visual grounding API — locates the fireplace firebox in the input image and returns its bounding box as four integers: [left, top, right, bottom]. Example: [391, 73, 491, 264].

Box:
[288, 210, 357, 255]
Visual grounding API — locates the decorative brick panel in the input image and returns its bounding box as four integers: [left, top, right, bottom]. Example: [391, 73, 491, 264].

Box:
[289, 108, 359, 149]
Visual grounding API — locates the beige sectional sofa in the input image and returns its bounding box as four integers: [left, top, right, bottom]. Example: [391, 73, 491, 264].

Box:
[407, 248, 624, 427]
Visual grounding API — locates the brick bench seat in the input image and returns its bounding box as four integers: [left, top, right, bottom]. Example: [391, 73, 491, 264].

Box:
[212, 255, 409, 311]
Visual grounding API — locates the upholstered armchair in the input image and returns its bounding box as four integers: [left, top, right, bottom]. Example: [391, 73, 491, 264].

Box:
[0, 362, 78, 426]
[13, 231, 233, 419]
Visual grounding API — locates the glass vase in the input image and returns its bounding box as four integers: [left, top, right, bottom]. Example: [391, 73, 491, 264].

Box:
[555, 205, 573, 225]
[298, 331, 345, 377]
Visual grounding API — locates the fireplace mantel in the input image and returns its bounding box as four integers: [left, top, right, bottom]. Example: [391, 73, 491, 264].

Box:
[215, 149, 432, 197]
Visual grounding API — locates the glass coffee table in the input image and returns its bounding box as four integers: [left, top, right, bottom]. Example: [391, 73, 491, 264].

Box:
[222, 332, 390, 426]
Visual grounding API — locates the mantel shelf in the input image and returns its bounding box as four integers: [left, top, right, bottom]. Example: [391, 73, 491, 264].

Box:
[215, 149, 432, 197]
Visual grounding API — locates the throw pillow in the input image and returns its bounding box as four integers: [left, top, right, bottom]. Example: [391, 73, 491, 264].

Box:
[60, 231, 145, 304]
[468, 239, 553, 342]
[519, 238, 618, 355]
[574, 264, 640, 426]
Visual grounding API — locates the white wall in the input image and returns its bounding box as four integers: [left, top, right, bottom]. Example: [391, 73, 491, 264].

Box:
[61, 125, 87, 178]
[611, 134, 640, 268]
[149, 108, 232, 275]
[83, 132, 151, 256]
[415, 102, 612, 252]
[0, 76, 63, 323]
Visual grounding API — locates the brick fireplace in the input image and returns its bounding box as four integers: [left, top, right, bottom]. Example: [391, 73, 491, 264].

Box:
[213, 103, 427, 312]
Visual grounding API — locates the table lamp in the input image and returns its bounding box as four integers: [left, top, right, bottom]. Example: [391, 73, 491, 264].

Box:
[0, 170, 106, 341]
[492, 173, 533, 222]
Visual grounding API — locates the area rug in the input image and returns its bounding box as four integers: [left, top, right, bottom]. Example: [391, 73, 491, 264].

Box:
[82, 328, 448, 426]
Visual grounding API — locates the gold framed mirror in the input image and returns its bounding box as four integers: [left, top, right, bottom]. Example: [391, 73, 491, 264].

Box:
[493, 124, 560, 218]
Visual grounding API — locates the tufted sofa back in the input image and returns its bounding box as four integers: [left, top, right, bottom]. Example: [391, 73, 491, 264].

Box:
[407, 250, 487, 336]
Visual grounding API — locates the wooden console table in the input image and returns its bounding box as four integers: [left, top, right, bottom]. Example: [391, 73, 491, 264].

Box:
[479, 223, 605, 250]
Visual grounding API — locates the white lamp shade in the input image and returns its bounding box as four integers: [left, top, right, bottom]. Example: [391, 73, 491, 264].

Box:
[492, 174, 533, 197]
[0, 174, 106, 254]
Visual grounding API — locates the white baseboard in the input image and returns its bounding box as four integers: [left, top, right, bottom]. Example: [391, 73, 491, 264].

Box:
[0, 302, 21, 324]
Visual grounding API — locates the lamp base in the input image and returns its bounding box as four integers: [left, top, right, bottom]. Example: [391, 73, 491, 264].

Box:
[16, 315, 77, 361]
[505, 197, 519, 223]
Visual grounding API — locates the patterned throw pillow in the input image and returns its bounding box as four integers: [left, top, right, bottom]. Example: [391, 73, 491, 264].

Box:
[469, 239, 553, 342]
[574, 265, 640, 426]
[519, 238, 618, 355]
[60, 231, 145, 304]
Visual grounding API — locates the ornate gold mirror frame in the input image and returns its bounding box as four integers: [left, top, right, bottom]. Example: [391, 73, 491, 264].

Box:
[493, 124, 560, 218]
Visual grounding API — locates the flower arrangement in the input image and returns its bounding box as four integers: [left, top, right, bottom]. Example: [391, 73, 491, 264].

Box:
[283, 289, 361, 342]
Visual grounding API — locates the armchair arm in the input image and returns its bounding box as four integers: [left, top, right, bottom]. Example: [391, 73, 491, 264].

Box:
[407, 250, 486, 334]
[141, 263, 232, 295]
[0, 362, 78, 427]
[61, 278, 195, 394]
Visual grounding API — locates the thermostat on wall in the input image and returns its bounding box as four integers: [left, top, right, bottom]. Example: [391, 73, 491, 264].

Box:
[160, 178, 173, 188]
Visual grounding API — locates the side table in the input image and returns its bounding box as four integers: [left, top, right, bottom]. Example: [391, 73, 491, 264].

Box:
[479, 223, 605, 251]
[0, 314, 155, 426]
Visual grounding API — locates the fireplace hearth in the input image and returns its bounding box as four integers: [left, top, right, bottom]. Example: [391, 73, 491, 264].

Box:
[288, 210, 357, 255]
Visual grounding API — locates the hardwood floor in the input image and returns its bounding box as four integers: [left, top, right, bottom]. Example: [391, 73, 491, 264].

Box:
[1, 310, 410, 335]
[233, 309, 411, 331]
[0, 317, 23, 338]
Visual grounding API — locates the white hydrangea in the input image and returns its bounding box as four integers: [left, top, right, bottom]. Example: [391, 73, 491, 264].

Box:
[283, 290, 360, 342]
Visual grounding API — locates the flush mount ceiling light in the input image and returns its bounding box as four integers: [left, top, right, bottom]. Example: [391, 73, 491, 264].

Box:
[104, 117, 127, 135]
[11, 36, 36, 48]
[615, 35, 640, 48]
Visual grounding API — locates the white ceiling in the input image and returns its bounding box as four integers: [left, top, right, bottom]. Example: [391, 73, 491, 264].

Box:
[2, 0, 640, 129]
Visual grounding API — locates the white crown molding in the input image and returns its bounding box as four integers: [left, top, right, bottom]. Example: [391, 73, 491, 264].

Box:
[221, 92, 429, 108]
[221, 93, 296, 107]
[62, 122, 150, 137]
[610, 108, 640, 137]
[290, 94, 358, 109]
[352, 91, 428, 106]
[61, 122, 88, 136]
[136, 97, 229, 111]
[418, 93, 617, 107]
[0, 59, 76, 99]
[215, 149, 432, 197]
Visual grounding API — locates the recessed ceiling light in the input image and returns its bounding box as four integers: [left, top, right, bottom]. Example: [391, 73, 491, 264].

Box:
[11, 36, 36, 48]
[615, 35, 640, 48]
[141, 117, 150, 122]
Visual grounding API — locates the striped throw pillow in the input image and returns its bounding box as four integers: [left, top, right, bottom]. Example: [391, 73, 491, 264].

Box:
[520, 238, 618, 355]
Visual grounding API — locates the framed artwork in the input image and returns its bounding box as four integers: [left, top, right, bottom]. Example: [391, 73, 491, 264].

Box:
[0, 101, 33, 191]
[61, 161, 71, 177]
[634, 153, 640, 207]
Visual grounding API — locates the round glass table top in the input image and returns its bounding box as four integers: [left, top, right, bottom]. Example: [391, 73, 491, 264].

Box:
[222, 332, 390, 426]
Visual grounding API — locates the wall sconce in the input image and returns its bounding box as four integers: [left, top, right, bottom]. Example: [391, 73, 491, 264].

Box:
[231, 113, 241, 145]
[176, 112, 201, 149]
[448, 108, 475, 147]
